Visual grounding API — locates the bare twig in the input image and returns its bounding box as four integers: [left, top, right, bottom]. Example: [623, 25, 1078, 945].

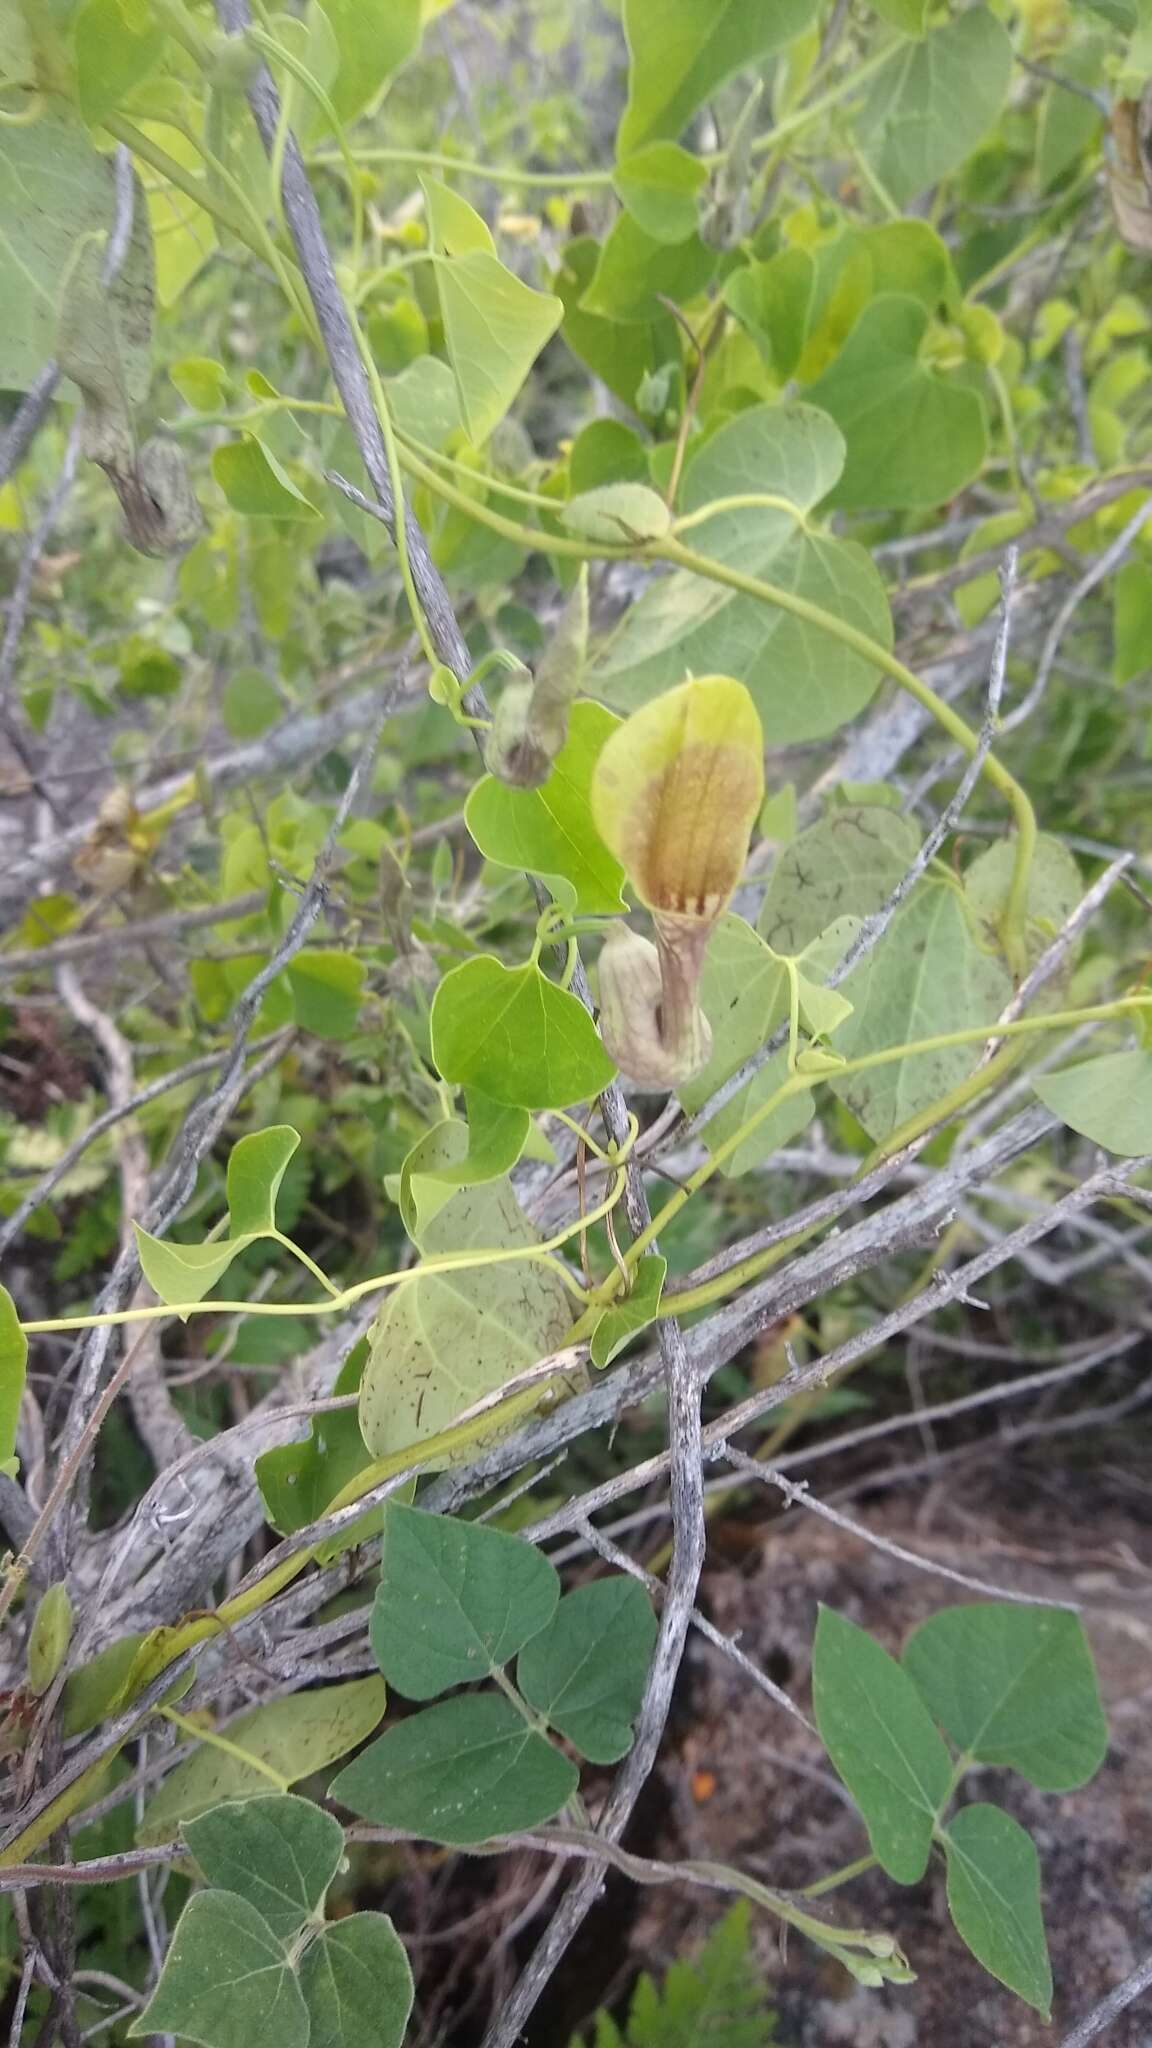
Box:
[1002, 496, 1152, 734]
[1058, 1951, 1152, 2048]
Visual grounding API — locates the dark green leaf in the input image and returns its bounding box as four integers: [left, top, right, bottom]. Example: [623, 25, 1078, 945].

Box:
[943, 1805, 1052, 2015]
[184, 1795, 344, 1942]
[812, 1606, 952, 1883]
[298, 1914, 414, 2048]
[129, 1892, 309, 2048]
[518, 1577, 658, 1761]
[330, 1693, 578, 1845]
[581, 214, 716, 323]
[904, 1604, 1108, 1790]
[370, 1502, 560, 1698]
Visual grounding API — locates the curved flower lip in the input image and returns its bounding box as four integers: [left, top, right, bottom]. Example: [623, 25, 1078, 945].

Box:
[590, 676, 764, 920]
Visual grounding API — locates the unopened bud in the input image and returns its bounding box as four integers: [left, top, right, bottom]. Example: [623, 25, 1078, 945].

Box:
[483, 680, 555, 788]
[597, 925, 712, 1090]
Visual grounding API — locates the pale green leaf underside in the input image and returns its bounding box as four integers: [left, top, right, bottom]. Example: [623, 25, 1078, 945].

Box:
[593, 404, 891, 743]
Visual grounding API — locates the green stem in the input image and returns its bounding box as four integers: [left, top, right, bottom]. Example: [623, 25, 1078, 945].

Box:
[802, 1853, 878, 1900]
[631, 996, 1149, 1277]
[310, 144, 616, 187]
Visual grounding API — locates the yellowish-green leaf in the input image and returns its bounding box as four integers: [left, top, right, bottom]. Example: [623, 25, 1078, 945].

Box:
[421, 174, 494, 255]
[0, 1285, 27, 1478]
[138, 1676, 386, 1844]
[27, 1584, 73, 1696]
[436, 251, 563, 443]
[212, 437, 322, 521]
[358, 1178, 575, 1464]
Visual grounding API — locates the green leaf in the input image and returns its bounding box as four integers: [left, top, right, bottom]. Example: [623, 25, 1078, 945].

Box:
[812, 1606, 952, 1883]
[170, 355, 231, 411]
[675, 912, 787, 1103]
[593, 403, 891, 744]
[212, 437, 322, 521]
[618, 0, 816, 153]
[139, 1676, 387, 1844]
[400, 1102, 531, 1240]
[759, 804, 920, 954]
[691, 1043, 816, 1177]
[518, 1577, 658, 1762]
[1114, 557, 1152, 684]
[315, 0, 421, 124]
[584, 1901, 776, 2047]
[330, 1692, 578, 1846]
[569, 418, 651, 493]
[73, 0, 165, 125]
[221, 667, 282, 739]
[184, 1795, 344, 1942]
[134, 1230, 256, 1313]
[285, 950, 364, 1037]
[226, 1126, 300, 1238]
[829, 883, 1011, 1142]
[590, 1254, 667, 1368]
[435, 250, 563, 444]
[562, 483, 672, 544]
[0, 104, 155, 398]
[854, 8, 1013, 203]
[130, 1892, 308, 2048]
[431, 955, 616, 1109]
[1032, 1047, 1152, 1156]
[26, 1583, 73, 1696]
[871, 0, 928, 31]
[943, 1805, 1052, 2015]
[298, 1914, 414, 2048]
[257, 1341, 371, 1540]
[386, 354, 462, 448]
[369, 1502, 560, 1698]
[806, 297, 988, 511]
[0, 1284, 27, 1478]
[963, 833, 1083, 975]
[466, 699, 627, 915]
[358, 1177, 576, 1462]
[904, 1604, 1108, 1791]
[554, 237, 683, 417]
[613, 141, 707, 243]
[421, 174, 495, 255]
[581, 213, 716, 323]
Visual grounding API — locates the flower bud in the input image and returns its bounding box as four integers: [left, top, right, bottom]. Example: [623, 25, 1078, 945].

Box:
[483, 680, 555, 788]
[597, 924, 712, 1089]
